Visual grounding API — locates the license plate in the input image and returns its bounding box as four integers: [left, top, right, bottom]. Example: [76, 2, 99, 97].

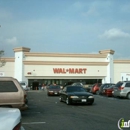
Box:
[54, 93, 57, 94]
[82, 99, 86, 102]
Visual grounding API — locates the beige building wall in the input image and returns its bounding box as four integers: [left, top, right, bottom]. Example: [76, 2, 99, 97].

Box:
[24, 64, 107, 78]
[25, 57, 107, 62]
[23, 50, 109, 82]
[24, 52, 107, 62]
[0, 58, 15, 77]
[114, 60, 130, 83]
[3, 47, 130, 85]
[0, 47, 118, 84]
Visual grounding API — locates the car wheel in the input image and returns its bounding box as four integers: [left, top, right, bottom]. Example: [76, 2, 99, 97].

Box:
[66, 97, 70, 105]
[96, 91, 99, 95]
[59, 96, 63, 102]
[127, 93, 130, 99]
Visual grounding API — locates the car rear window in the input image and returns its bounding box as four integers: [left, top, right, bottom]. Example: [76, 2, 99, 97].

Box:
[49, 85, 60, 89]
[0, 81, 18, 92]
[115, 82, 123, 88]
[125, 83, 130, 87]
[67, 86, 85, 92]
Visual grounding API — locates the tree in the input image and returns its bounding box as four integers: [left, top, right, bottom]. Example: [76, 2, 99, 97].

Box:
[0, 50, 6, 67]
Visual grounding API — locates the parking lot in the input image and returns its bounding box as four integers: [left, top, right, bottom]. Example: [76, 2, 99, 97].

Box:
[22, 90, 130, 130]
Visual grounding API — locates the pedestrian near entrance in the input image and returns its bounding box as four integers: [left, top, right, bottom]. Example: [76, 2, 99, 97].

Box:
[42, 84, 45, 90]
[38, 84, 41, 90]
[53, 82, 56, 85]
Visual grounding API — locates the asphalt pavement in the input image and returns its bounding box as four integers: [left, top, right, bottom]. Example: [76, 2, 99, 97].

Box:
[21, 90, 130, 130]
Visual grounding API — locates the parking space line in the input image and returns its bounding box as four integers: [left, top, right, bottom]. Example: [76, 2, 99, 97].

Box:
[22, 122, 46, 124]
[107, 98, 115, 100]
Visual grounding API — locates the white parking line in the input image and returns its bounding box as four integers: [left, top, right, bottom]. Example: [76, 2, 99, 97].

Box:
[107, 98, 115, 100]
[22, 122, 46, 124]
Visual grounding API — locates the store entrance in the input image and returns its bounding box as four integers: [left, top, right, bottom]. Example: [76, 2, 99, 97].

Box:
[32, 82, 39, 90]
[28, 79, 102, 90]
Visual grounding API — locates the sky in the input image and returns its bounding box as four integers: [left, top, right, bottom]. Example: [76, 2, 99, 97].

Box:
[0, 0, 130, 59]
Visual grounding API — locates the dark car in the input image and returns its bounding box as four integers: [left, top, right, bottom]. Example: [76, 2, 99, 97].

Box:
[85, 84, 93, 92]
[72, 82, 91, 91]
[47, 85, 61, 96]
[72, 82, 87, 91]
[99, 83, 115, 95]
[72, 82, 86, 87]
[59, 85, 94, 105]
[91, 83, 102, 94]
[102, 84, 115, 97]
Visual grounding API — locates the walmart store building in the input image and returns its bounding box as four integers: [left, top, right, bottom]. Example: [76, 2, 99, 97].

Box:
[0, 47, 130, 89]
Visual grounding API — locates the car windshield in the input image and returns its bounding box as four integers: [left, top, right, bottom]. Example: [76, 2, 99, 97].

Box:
[108, 85, 114, 89]
[67, 87, 86, 92]
[49, 85, 60, 89]
[105, 84, 113, 88]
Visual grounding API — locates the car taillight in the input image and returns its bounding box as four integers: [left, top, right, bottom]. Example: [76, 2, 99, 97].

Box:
[13, 122, 21, 130]
[118, 86, 124, 90]
[95, 86, 99, 89]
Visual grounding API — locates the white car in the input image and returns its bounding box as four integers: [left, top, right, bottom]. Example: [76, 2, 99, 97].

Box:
[19, 81, 28, 91]
[0, 108, 25, 130]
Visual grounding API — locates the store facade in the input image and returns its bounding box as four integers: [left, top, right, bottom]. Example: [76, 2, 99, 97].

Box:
[0, 47, 130, 89]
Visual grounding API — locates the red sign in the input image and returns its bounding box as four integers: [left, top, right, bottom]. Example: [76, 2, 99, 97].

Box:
[27, 72, 32, 75]
[53, 68, 87, 74]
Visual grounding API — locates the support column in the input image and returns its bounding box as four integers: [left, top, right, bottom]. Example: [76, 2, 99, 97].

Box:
[13, 47, 30, 83]
[99, 50, 115, 83]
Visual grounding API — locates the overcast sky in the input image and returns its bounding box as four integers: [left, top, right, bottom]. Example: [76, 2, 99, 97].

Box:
[0, 0, 130, 59]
